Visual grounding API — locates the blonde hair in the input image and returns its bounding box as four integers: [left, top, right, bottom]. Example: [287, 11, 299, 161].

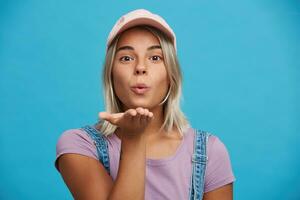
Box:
[96, 25, 190, 137]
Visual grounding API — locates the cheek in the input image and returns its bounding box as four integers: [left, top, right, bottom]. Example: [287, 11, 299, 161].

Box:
[113, 67, 128, 86]
[153, 66, 169, 86]
[112, 67, 132, 100]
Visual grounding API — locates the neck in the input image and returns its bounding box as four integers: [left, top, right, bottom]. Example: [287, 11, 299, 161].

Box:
[143, 104, 165, 137]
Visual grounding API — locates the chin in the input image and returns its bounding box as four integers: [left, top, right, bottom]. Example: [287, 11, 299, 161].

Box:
[128, 99, 153, 109]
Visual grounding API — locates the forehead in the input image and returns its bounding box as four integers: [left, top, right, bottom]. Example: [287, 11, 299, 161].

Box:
[116, 27, 161, 49]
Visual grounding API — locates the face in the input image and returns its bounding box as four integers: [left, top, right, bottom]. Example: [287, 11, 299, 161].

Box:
[112, 27, 170, 111]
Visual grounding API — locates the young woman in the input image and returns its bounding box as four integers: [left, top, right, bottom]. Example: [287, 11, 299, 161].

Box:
[55, 9, 236, 200]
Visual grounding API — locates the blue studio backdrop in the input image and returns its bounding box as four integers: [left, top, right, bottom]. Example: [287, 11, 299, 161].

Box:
[0, 1, 299, 199]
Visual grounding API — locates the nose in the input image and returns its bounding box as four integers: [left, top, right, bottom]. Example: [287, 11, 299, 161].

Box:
[134, 63, 147, 75]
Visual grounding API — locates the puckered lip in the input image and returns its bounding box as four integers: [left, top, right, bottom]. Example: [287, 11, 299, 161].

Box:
[130, 83, 150, 89]
[130, 83, 150, 94]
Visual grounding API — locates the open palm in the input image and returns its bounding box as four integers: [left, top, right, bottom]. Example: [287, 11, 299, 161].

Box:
[98, 107, 154, 137]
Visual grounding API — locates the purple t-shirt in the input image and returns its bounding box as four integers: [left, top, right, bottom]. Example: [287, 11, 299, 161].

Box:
[55, 126, 235, 199]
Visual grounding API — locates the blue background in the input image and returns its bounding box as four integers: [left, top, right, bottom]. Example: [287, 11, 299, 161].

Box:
[1, 1, 299, 199]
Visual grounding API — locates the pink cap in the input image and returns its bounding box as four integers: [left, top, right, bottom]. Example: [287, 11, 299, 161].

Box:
[106, 9, 177, 53]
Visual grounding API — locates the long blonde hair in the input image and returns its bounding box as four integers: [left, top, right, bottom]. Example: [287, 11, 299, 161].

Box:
[96, 25, 190, 137]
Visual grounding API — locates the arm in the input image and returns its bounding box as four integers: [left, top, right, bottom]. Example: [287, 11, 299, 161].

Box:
[203, 135, 236, 200]
[203, 183, 233, 200]
[58, 153, 113, 200]
[108, 135, 146, 200]
[57, 107, 151, 199]
[58, 135, 146, 200]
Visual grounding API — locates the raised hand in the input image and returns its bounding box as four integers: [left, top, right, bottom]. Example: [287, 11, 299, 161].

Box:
[98, 107, 154, 138]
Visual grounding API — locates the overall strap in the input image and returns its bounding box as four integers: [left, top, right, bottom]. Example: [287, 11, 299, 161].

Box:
[189, 129, 211, 200]
[80, 124, 111, 175]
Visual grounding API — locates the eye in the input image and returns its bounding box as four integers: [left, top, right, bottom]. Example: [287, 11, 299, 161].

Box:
[150, 55, 162, 62]
[119, 56, 133, 62]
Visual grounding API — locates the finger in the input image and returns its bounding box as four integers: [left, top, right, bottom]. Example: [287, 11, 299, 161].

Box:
[99, 112, 110, 121]
[124, 109, 136, 120]
[136, 107, 144, 115]
[139, 108, 148, 125]
[143, 109, 153, 119]
[110, 112, 124, 123]
[148, 112, 154, 118]
[144, 109, 149, 116]
[146, 110, 153, 122]
[133, 107, 143, 124]
[99, 112, 123, 125]
[142, 108, 152, 118]
[147, 111, 154, 123]
[129, 109, 137, 116]
[143, 109, 150, 123]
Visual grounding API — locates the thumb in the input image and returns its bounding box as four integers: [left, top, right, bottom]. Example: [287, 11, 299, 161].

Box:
[98, 112, 111, 121]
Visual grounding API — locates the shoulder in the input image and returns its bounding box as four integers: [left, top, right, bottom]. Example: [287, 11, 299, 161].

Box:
[54, 128, 98, 172]
[204, 133, 236, 193]
[207, 134, 229, 159]
[56, 128, 94, 146]
[192, 129, 231, 160]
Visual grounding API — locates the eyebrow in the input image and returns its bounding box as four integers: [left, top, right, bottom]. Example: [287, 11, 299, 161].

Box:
[116, 45, 162, 53]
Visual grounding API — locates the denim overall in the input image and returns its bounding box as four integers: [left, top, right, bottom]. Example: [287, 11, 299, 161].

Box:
[80, 124, 211, 200]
